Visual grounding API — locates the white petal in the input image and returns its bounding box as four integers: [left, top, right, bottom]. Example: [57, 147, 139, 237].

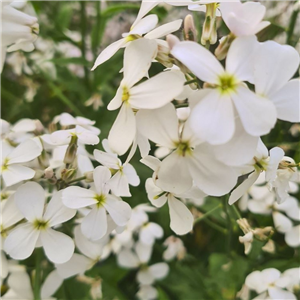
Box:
[129, 71, 184, 109]
[56, 253, 92, 278]
[1, 251, 8, 279]
[93, 149, 119, 169]
[81, 206, 107, 241]
[170, 40, 224, 83]
[108, 104, 136, 156]
[117, 249, 139, 268]
[261, 268, 281, 285]
[245, 271, 267, 294]
[266, 147, 284, 184]
[131, 1, 158, 28]
[14, 182, 45, 222]
[229, 171, 260, 205]
[2, 165, 35, 187]
[212, 119, 259, 166]
[189, 89, 235, 145]
[226, 36, 258, 83]
[123, 164, 140, 186]
[62, 186, 96, 209]
[91, 38, 126, 70]
[130, 14, 158, 35]
[1, 195, 24, 228]
[145, 178, 168, 208]
[8, 139, 41, 164]
[188, 144, 238, 196]
[135, 241, 153, 264]
[232, 85, 277, 136]
[268, 286, 297, 300]
[137, 269, 154, 285]
[41, 270, 63, 299]
[149, 262, 169, 280]
[74, 226, 105, 260]
[104, 195, 131, 226]
[136, 104, 178, 149]
[107, 85, 123, 111]
[41, 228, 74, 264]
[156, 152, 193, 195]
[109, 171, 131, 197]
[168, 195, 193, 235]
[12, 119, 37, 133]
[123, 38, 157, 88]
[285, 225, 300, 247]
[254, 41, 300, 96]
[4, 223, 39, 260]
[44, 191, 76, 227]
[144, 19, 182, 39]
[273, 212, 293, 233]
[7, 269, 33, 300]
[140, 155, 161, 171]
[93, 166, 111, 195]
[271, 79, 300, 123]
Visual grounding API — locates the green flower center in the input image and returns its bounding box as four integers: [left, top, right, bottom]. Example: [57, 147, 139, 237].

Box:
[94, 194, 106, 208]
[217, 73, 237, 94]
[33, 219, 49, 230]
[122, 86, 130, 103]
[175, 141, 192, 157]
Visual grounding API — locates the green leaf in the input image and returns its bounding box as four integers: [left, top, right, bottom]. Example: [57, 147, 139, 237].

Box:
[48, 57, 91, 67]
[257, 23, 286, 42]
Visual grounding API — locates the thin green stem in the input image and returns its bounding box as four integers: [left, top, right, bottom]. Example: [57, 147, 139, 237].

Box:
[287, 6, 299, 46]
[34, 248, 42, 300]
[67, 176, 86, 185]
[174, 102, 189, 109]
[202, 218, 228, 235]
[80, 1, 89, 87]
[194, 204, 222, 225]
[223, 196, 233, 256]
[231, 204, 242, 219]
[184, 79, 198, 85]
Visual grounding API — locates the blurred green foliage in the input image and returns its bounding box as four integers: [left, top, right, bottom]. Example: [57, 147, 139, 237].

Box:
[1, 1, 300, 299]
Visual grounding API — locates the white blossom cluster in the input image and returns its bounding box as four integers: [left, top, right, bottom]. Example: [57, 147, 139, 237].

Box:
[1, 0, 300, 299]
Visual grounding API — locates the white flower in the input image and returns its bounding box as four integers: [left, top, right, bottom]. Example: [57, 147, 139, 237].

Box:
[137, 103, 238, 196]
[44, 125, 99, 146]
[55, 113, 100, 135]
[1, 139, 42, 187]
[94, 143, 140, 197]
[219, 1, 270, 36]
[107, 38, 185, 155]
[91, 1, 182, 70]
[139, 222, 163, 246]
[137, 285, 158, 300]
[4, 182, 76, 264]
[127, 204, 156, 231]
[285, 225, 300, 248]
[245, 268, 296, 300]
[145, 176, 195, 235]
[163, 236, 186, 261]
[170, 35, 277, 145]
[1, 1, 39, 72]
[62, 166, 132, 241]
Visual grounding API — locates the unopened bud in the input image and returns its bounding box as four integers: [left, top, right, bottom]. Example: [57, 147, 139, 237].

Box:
[184, 14, 197, 41]
[253, 226, 274, 241]
[33, 169, 45, 180]
[262, 239, 275, 254]
[34, 120, 44, 133]
[85, 171, 94, 182]
[201, 3, 218, 46]
[61, 168, 77, 182]
[63, 135, 78, 165]
[166, 34, 180, 51]
[156, 42, 173, 68]
[237, 218, 252, 234]
[215, 33, 236, 60]
[44, 167, 54, 179]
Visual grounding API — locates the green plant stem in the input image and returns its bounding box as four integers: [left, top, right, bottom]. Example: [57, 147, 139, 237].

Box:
[287, 6, 299, 46]
[80, 1, 89, 87]
[184, 79, 198, 85]
[67, 176, 87, 184]
[34, 248, 42, 300]
[202, 218, 228, 235]
[194, 204, 222, 225]
[231, 204, 242, 219]
[223, 196, 233, 256]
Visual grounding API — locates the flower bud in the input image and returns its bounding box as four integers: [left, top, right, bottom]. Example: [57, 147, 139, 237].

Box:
[184, 14, 197, 42]
[63, 135, 78, 165]
[214, 33, 236, 60]
[85, 171, 94, 183]
[201, 4, 218, 46]
[61, 168, 77, 182]
[44, 167, 54, 179]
